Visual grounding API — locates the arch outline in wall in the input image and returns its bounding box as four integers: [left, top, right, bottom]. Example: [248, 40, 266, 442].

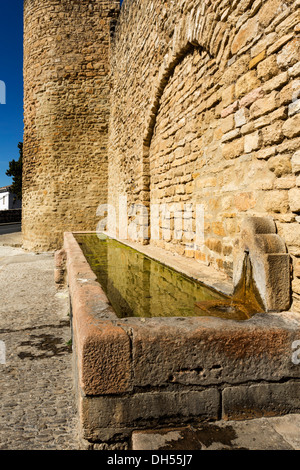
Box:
[140, 8, 230, 240]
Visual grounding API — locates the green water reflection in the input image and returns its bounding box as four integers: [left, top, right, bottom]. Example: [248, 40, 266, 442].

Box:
[75, 233, 227, 318]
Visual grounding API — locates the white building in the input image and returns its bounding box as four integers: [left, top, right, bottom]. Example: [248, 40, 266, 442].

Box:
[0, 186, 21, 210]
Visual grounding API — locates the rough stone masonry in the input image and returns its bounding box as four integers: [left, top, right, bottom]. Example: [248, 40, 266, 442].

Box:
[23, 0, 300, 312]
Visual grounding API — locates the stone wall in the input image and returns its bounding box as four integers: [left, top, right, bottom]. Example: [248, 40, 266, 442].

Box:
[108, 0, 300, 311]
[23, 0, 119, 251]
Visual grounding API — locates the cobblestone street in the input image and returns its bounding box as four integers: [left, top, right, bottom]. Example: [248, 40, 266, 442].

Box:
[0, 240, 80, 450]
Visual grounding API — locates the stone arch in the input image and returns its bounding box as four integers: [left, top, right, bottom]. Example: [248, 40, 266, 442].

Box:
[143, 8, 229, 148]
[141, 7, 230, 243]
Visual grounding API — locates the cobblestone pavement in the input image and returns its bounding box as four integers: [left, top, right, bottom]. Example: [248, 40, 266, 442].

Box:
[0, 243, 81, 450]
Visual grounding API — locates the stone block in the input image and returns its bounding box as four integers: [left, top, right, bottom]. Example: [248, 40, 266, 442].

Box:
[262, 71, 289, 94]
[220, 114, 235, 134]
[277, 38, 300, 69]
[288, 99, 300, 117]
[222, 84, 235, 108]
[234, 192, 256, 211]
[274, 176, 296, 190]
[251, 33, 276, 58]
[265, 253, 291, 311]
[239, 87, 264, 108]
[235, 108, 249, 127]
[123, 314, 299, 390]
[292, 151, 300, 174]
[294, 258, 300, 278]
[261, 120, 284, 146]
[80, 389, 220, 441]
[221, 100, 239, 118]
[267, 154, 292, 177]
[282, 114, 300, 138]
[250, 91, 278, 119]
[258, 0, 282, 28]
[268, 33, 295, 56]
[279, 80, 299, 106]
[278, 223, 300, 249]
[262, 190, 289, 214]
[54, 248, 66, 269]
[222, 137, 244, 159]
[249, 50, 266, 69]
[257, 55, 279, 81]
[256, 146, 276, 160]
[231, 17, 259, 55]
[221, 128, 241, 142]
[244, 131, 261, 153]
[292, 278, 300, 295]
[235, 70, 260, 99]
[222, 382, 300, 420]
[233, 217, 291, 311]
[289, 187, 300, 212]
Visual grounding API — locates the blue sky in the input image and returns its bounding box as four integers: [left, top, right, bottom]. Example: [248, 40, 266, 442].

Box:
[0, 0, 23, 188]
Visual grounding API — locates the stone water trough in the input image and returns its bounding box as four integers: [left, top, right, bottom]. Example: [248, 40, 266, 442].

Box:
[55, 217, 300, 447]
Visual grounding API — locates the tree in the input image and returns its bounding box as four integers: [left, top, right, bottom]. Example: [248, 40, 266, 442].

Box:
[6, 142, 23, 201]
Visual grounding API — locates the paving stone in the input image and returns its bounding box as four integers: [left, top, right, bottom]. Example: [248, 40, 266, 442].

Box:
[0, 242, 80, 450]
[131, 415, 300, 450]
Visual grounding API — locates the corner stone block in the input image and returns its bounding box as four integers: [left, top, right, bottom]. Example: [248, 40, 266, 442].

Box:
[78, 320, 132, 396]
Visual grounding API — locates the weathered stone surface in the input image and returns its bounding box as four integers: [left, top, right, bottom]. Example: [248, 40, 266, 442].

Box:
[250, 91, 278, 119]
[249, 50, 266, 70]
[239, 87, 265, 107]
[261, 120, 284, 146]
[221, 100, 239, 118]
[289, 188, 300, 212]
[257, 55, 279, 81]
[282, 114, 300, 138]
[292, 151, 300, 173]
[80, 389, 220, 441]
[64, 233, 132, 396]
[288, 99, 300, 116]
[244, 131, 261, 153]
[268, 155, 292, 177]
[222, 137, 245, 159]
[268, 33, 295, 56]
[235, 108, 249, 127]
[235, 70, 260, 99]
[23, 0, 120, 251]
[131, 415, 300, 450]
[277, 38, 300, 69]
[258, 0, 282, 28]
[231, 17, 259, 55]
[233, 217, 291, 311]
[118, 314, 300, 389]
[223, 382, 300, 420]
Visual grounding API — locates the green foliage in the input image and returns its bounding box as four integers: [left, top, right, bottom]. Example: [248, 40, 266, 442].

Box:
[6, 142, 23, 200]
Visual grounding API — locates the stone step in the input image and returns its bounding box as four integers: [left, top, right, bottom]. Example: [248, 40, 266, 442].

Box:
[131, 414, 300, 451]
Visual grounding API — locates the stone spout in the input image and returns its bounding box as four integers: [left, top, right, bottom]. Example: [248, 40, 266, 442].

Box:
[233, 217, 291, 312]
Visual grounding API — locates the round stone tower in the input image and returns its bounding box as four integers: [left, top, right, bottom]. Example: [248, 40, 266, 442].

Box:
[23, 0, 120, 251]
